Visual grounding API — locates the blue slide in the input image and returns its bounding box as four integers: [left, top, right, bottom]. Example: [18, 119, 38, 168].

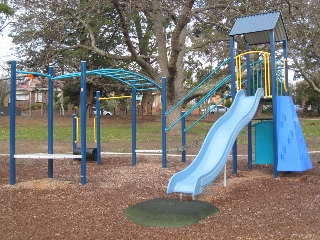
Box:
[167, 88, 264, 196]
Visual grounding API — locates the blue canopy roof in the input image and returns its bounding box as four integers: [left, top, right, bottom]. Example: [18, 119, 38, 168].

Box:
[229, 11, 288, 45]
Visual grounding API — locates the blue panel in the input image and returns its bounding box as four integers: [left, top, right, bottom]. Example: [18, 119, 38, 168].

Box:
[276, 96, 312, 171]
[229, 11, 287, 45]
[167, 88, 264, 196]
[230, 12, 280, 36]
[254, 121, 274, 164]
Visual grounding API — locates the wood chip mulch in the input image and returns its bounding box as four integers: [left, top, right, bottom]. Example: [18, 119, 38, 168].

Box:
[0, 153, 319, 239]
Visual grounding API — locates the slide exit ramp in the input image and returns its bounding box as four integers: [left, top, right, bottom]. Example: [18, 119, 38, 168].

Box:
[167, 88, 264, 196]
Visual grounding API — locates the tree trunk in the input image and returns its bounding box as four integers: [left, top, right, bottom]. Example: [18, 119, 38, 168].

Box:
[86, 82, 95, 118]
[141, 91, 153, 115]
[166, 105, 182, 136]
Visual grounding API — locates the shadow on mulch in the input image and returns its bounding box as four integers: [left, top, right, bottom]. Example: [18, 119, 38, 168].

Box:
[124, 198, 219, 228]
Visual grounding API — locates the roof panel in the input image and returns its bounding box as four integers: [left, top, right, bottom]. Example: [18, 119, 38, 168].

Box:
[229, 11, 288, 45]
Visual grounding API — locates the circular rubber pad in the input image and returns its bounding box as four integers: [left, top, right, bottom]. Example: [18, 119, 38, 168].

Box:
[124, 198, 219, 228]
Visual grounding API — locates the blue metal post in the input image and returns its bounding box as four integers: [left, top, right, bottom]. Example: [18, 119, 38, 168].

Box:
[181, 111, 186, 162]
[96, 91, 101, 164]
[230, 36, 237, 174]
[270, 31, 278, 178]
[72, 114, 77, 161]
[9, 61, 16, 185]
[246, 43, 253, 170]
[283, 39, 289, 96]
[131, 83, 137, 166]
[161, 77, 167, 168]
[80, 61, 87, 184]
[48, 66, 54, 178]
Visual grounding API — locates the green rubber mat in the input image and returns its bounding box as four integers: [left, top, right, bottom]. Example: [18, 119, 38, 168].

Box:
[124, 198, 219, 228]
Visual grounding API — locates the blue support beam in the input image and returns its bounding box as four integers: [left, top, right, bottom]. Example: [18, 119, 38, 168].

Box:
[230, 37, 237, 174]
[96, 91, 101, 164]
[131, 82, 137, 166]
[9, 61, 16, 185]
[48, 66, 54, 178]
[161, 77, 167, 168]
[283, 39, 289, 96]
[246, 43, 253, 170]
[181, 112, 186, 163]
[80, 61, 87, 184]
[270, 30, 278, 178]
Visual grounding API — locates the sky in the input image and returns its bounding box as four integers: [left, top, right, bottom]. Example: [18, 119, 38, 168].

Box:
[0, 26, 14, 77]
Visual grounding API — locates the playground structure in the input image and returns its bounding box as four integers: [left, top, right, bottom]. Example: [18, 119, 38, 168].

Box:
[72, 95, 133, 164]
[8, 12, 312, 195]
[72, 114, 98, 162]
[9, 63, 162, 185]
[167, 11, 313, 198]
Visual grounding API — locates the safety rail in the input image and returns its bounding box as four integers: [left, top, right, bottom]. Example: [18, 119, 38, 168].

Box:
[166, 58, 231, 116]
[235, 51, 287, 98]
[276, 58, 287, 95]
[235, 51, 271, 97]
[185, 92, 232, 132]
[166, 58, 231, 131]
[166, 74, 231, 131]
[166, 58, 256, 132]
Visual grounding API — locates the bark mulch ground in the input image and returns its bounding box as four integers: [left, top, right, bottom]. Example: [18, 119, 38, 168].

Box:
[0, 116, 319, 239]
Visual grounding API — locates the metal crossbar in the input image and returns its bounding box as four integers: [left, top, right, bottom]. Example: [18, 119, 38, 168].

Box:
[14, 154, 82, 159]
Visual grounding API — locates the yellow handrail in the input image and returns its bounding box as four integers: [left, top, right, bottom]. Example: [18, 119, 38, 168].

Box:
[235, 51, 271, 98]
[283, 58, 288, 92]
[75, 116, 97, 143]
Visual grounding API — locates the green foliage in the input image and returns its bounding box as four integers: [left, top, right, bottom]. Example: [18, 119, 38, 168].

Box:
[184, 103, 194, 109]
[0, 80, 9, 107]
[53, 92, 62, 110]
[22, 103, 42, 111]
[295, 81, 320, 114]
[224, 99, 232, 108]
[63, 82, 80, 107]
[118, 98, 131, 111]
[0, 3, 14, 15]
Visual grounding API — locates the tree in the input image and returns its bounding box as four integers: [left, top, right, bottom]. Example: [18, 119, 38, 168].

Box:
[0, 79, 9, 106]
[282, 0, 320, 94]
[294, 80, 320, 114]
[10, 0, 233, 129]
[0, 1, 14, 32]
[8, 0, 320, 130]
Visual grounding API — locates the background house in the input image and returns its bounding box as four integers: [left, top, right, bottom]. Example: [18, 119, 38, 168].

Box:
[3, 75, 62, 116]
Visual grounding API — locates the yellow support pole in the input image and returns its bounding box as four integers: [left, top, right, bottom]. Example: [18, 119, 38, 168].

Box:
[93, 116, 97, 142]
[264, 55, 268, 97]
[75, 116, 97, 143]
[75, 117, 80, 143]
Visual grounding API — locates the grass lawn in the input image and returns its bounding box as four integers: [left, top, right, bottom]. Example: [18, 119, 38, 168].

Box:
[0, 114, 319, 153]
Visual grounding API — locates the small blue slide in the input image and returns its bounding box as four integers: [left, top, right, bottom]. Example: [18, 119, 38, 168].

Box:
[167, 88, 264, 196]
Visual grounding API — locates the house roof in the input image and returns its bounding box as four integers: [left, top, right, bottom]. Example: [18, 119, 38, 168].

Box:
[229, 11, 288, 45]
